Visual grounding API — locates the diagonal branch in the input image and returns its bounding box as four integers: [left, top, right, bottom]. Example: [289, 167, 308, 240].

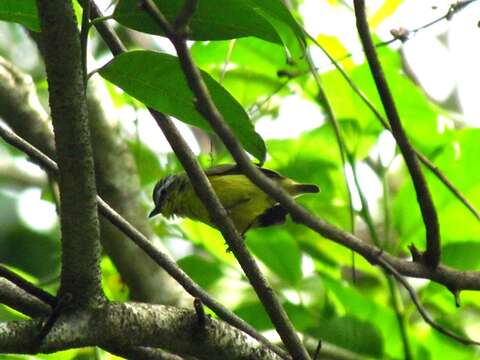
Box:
[0, 123, 288, 360]
[0, 265, 56, 308]
[140, 2, 310, 359]
[353, 0, 440, 268]
[0, 278, 51, 318]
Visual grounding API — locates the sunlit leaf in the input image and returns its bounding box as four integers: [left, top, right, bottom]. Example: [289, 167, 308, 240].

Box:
[113, 0, 305, 59]
[247, 228, 302, 285]
[99, 50, 266, 162]
[0, 0, 40, 32]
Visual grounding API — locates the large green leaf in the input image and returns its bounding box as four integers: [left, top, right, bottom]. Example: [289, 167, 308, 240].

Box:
[99, 50, 266, 162]
[321, 274, 404, 358]
[394, 129, 480, 249]
[0, 0, 40, 32]
[191, 38, 297, 107]
[113, 0, 305, 60]
[247, 228, 302, 285]
[178, 254, 224, 289]
[267, 125, 351, 229]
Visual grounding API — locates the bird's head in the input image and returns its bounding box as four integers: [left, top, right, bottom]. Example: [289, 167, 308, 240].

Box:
[149, 175, 177, 218]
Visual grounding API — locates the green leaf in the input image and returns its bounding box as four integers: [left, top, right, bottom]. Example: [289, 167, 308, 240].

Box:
[394, 129, 480, 249]
[247, 228, 302, 285]
[0, 0, 40, 32]
[114, 0, 280, 42]
[442, 242, 480, 270]
[321, 274, 403, 358]
[267, 125, 351, 229]
[191, 38, 295, 107]
[113, 0, 305, 60]
[127, 139, 162, 186]
[244, 0, 306, 60]
[309, 315, 384, 358]
[178, 254, 224, 289]
[234, 301, 272, 330]
[99, 50, 266, 162]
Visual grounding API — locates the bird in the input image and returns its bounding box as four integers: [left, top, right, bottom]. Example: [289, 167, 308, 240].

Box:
[149, 164, 319, 235]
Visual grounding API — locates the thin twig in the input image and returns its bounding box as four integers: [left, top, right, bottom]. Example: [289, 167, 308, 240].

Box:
[80, 0, 91, 90]
[377, 254, 480, 346]
[0, 123, 288, 360]
[333, 0, 479, 65]
[0, 265, 57, 307]
[141, 2, 310, 359]
[353, 0, 441, 268]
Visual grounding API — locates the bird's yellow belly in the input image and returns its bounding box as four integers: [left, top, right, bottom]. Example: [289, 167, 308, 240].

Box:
[176, 175, 276, 234]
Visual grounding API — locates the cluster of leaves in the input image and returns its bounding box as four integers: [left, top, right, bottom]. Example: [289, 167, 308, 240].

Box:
[1, 0, 480, 359]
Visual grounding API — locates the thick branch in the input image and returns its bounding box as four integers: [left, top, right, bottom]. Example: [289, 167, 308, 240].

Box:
[353, 0, 440, 268]
[36, 0, 103, 305]
[0, 302, 281, 360]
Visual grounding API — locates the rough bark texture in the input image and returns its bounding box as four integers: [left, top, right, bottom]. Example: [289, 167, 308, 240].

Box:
[36, 0, 103, 305]
[0, 302, 281, 360]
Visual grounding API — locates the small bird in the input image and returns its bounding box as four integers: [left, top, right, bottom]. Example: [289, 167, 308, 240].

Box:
[149, 164, 319, 235]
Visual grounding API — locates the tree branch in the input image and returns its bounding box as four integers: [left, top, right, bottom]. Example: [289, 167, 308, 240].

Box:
[353, 0, 441, 268]
[0, 265, 56, 308]
[36, 0, 104, 304]
[0, 123, 287, 360]
[140, 2, 309, 359]
[0, 278, 51, 318]
[0, 302, 282, 360]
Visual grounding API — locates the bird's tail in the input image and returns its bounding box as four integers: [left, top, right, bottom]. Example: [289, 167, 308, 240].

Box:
[294, 183, 320, 194]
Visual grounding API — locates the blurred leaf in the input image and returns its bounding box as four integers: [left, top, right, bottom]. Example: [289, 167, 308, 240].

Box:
[247, 0, 306, 60]
[247, 228, 302, 285]
[99, 50, 266, 162]
[234, 301, 272, 331]
[101, 257, 129, 302]
[309, 314, 384, 357]
[267, 125, 351, 229]
[322, 46, 449, 156]
[321, 273, 404, 358]
[191, 38, 296, 107]
[394, 128, 480, 249]
[442, 242, 480, 270]
[181, 219, 236, 264]
[418, 326, 476, 360]
[127, 139, 162, 186]
[0, 227, 60, 279]
[0, 0, 40, 32]
[178, 254, 224, 289]
[369, 0, 403, 28]
[316, 34, 354, 68]
[113, 0, 305, 60]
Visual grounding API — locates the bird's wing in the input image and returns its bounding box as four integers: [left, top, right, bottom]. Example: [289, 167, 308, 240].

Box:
[204, 164, 283, 179]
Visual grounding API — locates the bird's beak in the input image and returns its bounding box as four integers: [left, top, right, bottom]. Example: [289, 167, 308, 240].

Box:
[149, 207, 160, 218]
